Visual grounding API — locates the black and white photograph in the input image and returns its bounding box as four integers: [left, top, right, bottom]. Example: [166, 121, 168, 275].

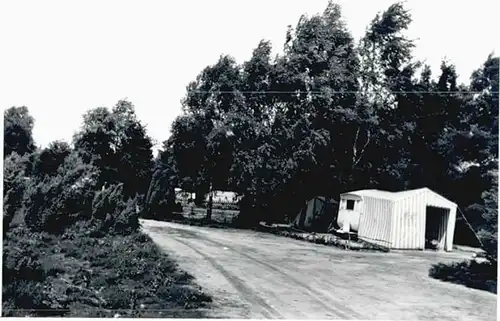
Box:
[1, 0, 498, 319]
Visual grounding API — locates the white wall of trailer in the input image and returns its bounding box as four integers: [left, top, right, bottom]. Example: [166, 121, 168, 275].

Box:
[337, 209, 361, 232]
[337, 194, 364, 232]
[357, 195, 393, 248]
[342, 188, 457, 251]
[338, 194, 364, 212]
[390, 190, 427, 250]
[390, 189, 457, 251]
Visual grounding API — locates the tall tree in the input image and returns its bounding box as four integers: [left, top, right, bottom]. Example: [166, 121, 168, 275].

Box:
[32, 140, 72, 178]
[466, 54, 499, 170]
[180, 55, 246, 210]
[168, 114, 212, 202]
[476, 170, 498, 262]
[4, 106, 36, 157]
[73, 106, 116, 186]
[144, 144, 179, 218]
[269, 1, 361, 212]
[356, 2, 417, 191]
[73, 100, 154, 200]
[111, 100, 154, 198]
[241, 40, 275, 127]
[457, 55, 499, 250]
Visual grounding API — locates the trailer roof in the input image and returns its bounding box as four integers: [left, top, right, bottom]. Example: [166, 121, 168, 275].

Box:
[341, 187, 457, 207]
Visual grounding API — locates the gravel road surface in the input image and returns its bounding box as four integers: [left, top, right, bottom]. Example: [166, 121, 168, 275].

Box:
[141, 219, 496, 320]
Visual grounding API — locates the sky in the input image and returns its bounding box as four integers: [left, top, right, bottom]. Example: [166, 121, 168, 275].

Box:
[1, 0, 499, 153]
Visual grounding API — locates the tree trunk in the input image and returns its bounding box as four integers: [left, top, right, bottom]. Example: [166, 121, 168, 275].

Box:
[206, 183, 213, 221]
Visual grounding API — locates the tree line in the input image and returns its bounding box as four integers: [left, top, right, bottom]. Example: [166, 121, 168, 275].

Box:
[146, 2, 498, 256]
[3, 2, 498, 260]
[3, 100, 153, 238]
[2, 102, 215, 316]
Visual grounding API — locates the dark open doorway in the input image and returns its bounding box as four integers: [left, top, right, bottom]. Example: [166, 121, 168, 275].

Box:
[425, 206, 450, 250]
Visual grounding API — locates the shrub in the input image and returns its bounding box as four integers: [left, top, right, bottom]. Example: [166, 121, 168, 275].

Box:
[3, 226, 212, 317]
[113, 198, 140, 235]
[3, 280, 46, 316]
[23, 176, 94, 234]
[3, 235, 44, 284]
[2, 226, 69, 317]
[91, 183, 140, 235]
[92, 184, 125, 219]
[3, 152, 30, 236]
[23, 153, 99, 234]
[429, 259, 497, 294]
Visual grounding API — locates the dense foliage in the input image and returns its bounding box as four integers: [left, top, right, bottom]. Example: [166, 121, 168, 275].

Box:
[3, 99, 210, 316]
[3, 153, 30, 236]
[4, 106, 36, 157]
[2, 226, 212, 317]
[147, 1, 498, 261]
[23, 153, 99, 234]
[73, 100, 154, 199]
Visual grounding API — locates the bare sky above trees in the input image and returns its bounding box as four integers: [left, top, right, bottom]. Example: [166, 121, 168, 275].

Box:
[1, 0, 498, 151]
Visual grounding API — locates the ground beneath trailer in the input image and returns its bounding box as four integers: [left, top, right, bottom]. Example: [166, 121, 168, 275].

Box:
[141, 219, 496, 320]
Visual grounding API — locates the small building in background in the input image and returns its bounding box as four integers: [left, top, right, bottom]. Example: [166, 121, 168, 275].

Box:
[174, 188, 195, 205]
[205, 191, 242, 204]
[337, 188, 457, 251]
[174, 188, 242, 206]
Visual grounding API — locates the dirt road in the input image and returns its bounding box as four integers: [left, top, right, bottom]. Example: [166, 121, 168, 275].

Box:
[141, 219, 496, 320]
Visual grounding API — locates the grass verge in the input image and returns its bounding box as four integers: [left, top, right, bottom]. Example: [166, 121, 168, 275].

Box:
[269, 229, 390, 252]
[2, 223, 212, 317]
